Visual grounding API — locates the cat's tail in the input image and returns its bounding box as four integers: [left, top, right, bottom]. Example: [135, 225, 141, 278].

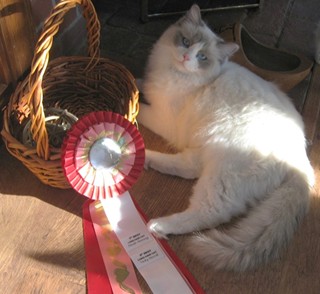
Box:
[188, 168, 313, 271]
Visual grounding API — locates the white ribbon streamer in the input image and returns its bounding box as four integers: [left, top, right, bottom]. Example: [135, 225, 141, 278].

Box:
[100, 191, 195, 294]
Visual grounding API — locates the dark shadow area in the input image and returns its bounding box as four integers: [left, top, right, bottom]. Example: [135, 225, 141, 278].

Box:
[0, 145, 86, 218]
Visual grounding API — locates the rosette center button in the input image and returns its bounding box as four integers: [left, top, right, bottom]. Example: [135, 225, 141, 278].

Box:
[89, 138, 121, 170]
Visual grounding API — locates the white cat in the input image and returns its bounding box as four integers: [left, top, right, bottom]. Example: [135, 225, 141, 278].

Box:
[138, 4, 314, 271]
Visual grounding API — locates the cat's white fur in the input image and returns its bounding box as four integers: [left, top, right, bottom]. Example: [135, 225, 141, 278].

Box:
[138, 5, 314, 271]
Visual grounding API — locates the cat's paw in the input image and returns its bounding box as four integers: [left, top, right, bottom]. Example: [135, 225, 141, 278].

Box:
[147, 219, 169, 239]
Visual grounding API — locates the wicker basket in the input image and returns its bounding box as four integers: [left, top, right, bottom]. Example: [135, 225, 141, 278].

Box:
[1, 0, 139, 189]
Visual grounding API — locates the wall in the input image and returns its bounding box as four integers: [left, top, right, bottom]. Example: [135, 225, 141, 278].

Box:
[0, 0, 35, 85]
[0, 0, 88, 86]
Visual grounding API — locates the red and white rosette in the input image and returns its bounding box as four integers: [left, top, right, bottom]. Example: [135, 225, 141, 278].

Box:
[61, 111, 145, 199]
[61, 111, 204, 294]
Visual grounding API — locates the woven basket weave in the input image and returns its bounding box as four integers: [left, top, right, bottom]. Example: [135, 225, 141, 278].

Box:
[1, 0, 139, 189]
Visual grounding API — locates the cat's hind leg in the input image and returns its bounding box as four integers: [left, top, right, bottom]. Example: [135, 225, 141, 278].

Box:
[145, 149, 201, 179]
[148, 207, 211, 239]
[148, 156, 287, 239]
[148, 172, 248, 239]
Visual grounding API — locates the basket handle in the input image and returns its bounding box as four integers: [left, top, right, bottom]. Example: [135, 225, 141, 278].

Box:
[27, 0, 100, 160]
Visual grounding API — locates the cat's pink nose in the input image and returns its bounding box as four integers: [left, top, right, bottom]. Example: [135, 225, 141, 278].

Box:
[183, 54, 190, 61]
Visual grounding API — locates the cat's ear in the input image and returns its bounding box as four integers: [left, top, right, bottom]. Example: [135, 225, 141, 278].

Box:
[217, 42, 239, 60]
[186, 4, 202, 25]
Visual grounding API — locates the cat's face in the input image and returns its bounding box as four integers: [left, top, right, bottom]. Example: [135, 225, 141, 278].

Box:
[172, 21, 218, 73]
[165, 5, 238, 76]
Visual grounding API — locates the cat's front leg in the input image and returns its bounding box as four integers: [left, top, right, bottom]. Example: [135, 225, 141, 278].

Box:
[145, 149, 201, 179]
[137, 103, 163, 135]
[137, 103, 152, 127]
[138, 102, 175, 141]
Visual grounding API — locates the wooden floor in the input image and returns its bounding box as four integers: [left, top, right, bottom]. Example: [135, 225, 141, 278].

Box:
[1, 0, 320, 293]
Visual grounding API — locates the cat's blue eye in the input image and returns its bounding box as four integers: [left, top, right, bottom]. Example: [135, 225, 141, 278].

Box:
[197, 52, 207, 61]
[182, 37, 190, 48]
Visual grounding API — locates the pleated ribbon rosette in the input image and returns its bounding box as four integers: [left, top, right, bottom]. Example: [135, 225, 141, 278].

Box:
[62, 111, 145, 200]
[61, 111, 204, 294]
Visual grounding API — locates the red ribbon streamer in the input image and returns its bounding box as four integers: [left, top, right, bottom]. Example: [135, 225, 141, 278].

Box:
[83, 199, 113, 294]
[83, 198, 205, 294]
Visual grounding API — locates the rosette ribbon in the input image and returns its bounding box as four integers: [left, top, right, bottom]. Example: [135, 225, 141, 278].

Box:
[61, 111, 204, 294]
